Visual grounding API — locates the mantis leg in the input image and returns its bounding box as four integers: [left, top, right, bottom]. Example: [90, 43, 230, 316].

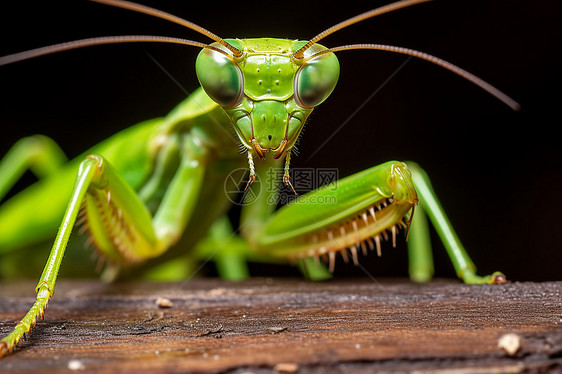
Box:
[0, 135, 67, 201]
[253, 161, 505, 284]
[0, 144, 207, 355]
[193, 215, 251, 280]
[0, 156, 98, 356]
[194, 216, 329, 280]
[406, 162, 506, 284]
[406, 202, 434, 282]
[255, 161, 417, 275]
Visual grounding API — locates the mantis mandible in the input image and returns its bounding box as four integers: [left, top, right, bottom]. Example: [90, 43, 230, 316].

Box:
[0, 0, 519, 356]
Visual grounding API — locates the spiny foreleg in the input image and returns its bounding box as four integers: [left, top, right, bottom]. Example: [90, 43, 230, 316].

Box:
[1, 140, 208, 356]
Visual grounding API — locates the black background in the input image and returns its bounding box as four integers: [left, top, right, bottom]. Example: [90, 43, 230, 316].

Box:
[1, 1, 560, 281]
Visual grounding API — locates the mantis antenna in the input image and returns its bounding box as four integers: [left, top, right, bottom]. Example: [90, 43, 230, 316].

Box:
[0, 36, 207, 66]
[293, 0, 432, 59]
[307, 45, 521, 111]
[292, 0, 520, 111]
[0, 0, 243, 66]
[89, 0, 243, 57]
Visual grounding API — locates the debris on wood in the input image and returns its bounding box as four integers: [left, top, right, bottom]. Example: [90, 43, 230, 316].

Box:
[498, 333, 521, 356]
[274, 362, 299, 373]
[156, 296, 173, 308]
[67, 360, 85, 370]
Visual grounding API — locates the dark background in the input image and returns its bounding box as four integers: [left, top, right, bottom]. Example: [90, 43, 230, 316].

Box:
[0, 1, 560, 281]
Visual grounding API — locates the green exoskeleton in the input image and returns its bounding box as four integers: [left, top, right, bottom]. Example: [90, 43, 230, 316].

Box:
[0, 0, 519, 356]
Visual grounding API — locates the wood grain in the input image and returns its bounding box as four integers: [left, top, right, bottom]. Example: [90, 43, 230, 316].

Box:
[0, 279, 560, 373]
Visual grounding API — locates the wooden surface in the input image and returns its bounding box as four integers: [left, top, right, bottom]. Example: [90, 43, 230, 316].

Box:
[0, 279, 560, 373]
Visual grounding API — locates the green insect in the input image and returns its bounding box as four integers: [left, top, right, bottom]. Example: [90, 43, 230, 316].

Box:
[0, 0, 519, 356]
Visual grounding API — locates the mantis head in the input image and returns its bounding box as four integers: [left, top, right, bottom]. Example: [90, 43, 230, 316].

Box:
[195, 39, 340, 161]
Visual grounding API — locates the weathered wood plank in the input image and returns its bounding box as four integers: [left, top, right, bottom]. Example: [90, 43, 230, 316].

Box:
[0, 279, 560, 373]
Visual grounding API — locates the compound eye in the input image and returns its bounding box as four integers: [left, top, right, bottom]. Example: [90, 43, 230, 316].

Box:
[196, 47, 243, 107]
[294, 52, 340, 108]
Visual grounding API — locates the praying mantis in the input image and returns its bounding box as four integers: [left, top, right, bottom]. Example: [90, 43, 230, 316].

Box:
[0, 0, 522, 357]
